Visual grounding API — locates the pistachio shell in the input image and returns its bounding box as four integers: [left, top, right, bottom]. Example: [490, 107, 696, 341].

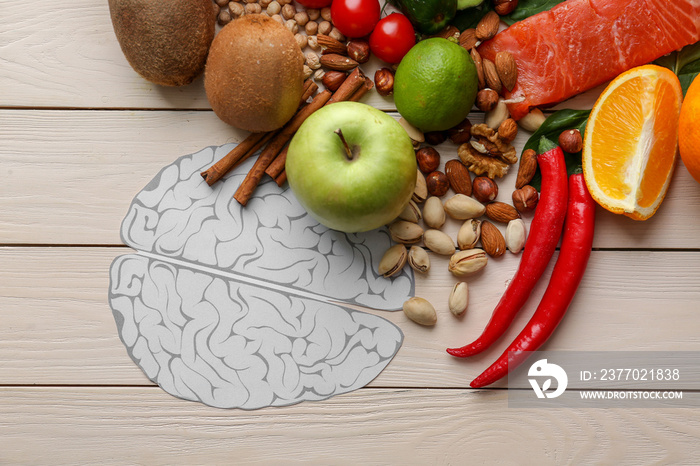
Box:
[444, 194, 486, 220]
[389, 221, 424, 244]
[413, 169, 428, 203]
[423, 229, 456, 256]
[398, 199, 422, 223]
[422, 196, 446, 229]
[408, 245, 430, 273]
[448, 282, 469, 316]
[402, 297, 437, 326]
[378, 244, 408, 277]
[457, 219, 481, 250]
[448, 249, 488, 277]
[505, 218, 527, 254]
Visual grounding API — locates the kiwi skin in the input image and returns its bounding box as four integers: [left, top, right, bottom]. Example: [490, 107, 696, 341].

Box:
[108, 0, 216, 87]
[204, 15, 305, 133]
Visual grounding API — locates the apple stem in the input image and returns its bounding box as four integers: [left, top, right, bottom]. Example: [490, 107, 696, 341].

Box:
[334, 129, 356, 161]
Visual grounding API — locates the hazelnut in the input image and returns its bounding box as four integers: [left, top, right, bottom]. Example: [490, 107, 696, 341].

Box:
[494, 0, 519, 15]
[512, 185, 539, 212]
[498, 118, 518, 143]
[374, 68, 394, 96]
[294, 11, 310, 26]
[307, 8, 321, 20]
[318, 20, 332, 35]
[558, 129, 583, 153]
[281, 3, 296, 19]
[322, 70, 347, 91]
[321, 6, 332, 21]
[416, 147, 441, 174]
[424, 131, 447, 146]
[472, 176, 498, 203]
[305, 21, 319, 35]
[475, 89, 499, 112]
[447, 118, 472, 145]
[217, 9, 232, 26]
[347, 39, 371, 64]
[426, 171, 450, 197]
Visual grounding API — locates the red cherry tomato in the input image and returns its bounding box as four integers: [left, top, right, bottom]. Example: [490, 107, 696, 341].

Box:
[296, 0, 332, 8]
[369, 13, 416, 64]
[330, 0, 381, 38]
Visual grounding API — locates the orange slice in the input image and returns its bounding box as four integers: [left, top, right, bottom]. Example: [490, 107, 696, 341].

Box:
[582, 65, 682, 220]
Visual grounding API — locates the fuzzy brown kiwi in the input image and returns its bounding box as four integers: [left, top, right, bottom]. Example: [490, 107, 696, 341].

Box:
[108, 0, 216, 87]
[204, 14, 305, 132]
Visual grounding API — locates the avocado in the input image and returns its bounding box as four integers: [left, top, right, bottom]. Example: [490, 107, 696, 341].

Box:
[457, 0, 483, 10]
[389, 0, 458, 35]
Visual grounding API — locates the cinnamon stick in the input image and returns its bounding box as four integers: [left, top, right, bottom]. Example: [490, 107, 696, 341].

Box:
[200, 132, 266, 186]
[348, 77, 374, 102]
[274, 170, 287, 187]
[300, 79, 318, 104]
[326, 68, 365, 104]
[234, 89, 333, 205]
[265, 145, 288, 179]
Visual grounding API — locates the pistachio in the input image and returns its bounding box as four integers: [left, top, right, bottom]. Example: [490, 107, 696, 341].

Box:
[423, 229, 456, 256]
[444, 194, 486, 220]
[399, 117, 425, 143]
[448, 282, 469, 316]
[422, 196, 446, 229]
[402, 297, 437, 326]
[408, 245, 430, 273]
[413, 169, 428, 203]
[505, 218, 527, 254]
[457, 219, 481, 250]
[389, 220, 424, 244]
[485, 98, 509, 130]
[448, 249, 488, 276]
[398, 199, 422, 223]
[378, 244, 408, 277]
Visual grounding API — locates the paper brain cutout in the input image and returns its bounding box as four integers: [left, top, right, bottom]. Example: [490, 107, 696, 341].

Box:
[108, 145, 414, 409]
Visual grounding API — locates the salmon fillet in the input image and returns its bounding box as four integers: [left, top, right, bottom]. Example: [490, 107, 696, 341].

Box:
[478, 0, 700, 119]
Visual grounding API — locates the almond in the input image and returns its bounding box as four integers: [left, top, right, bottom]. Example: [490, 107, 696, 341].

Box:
[515, 148, 537, 189]
[480, 221, 506, 257]
[476, 11, 500, 41]
[459, 28, 478, 50]
[483, 58, 502, 94]
[317, 34, 347, 55]
[495, 51, 517, 92]
[470, 48, 485, 90]
[319, 53, 358, 71]
[485, 201, 521, 223]
[445, 159, 473, 196]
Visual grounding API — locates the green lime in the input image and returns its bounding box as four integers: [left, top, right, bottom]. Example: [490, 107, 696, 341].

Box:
[394, 38, 478, 132]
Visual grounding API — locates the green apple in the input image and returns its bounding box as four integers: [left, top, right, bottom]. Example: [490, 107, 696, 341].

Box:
[286, 102, 417, 233]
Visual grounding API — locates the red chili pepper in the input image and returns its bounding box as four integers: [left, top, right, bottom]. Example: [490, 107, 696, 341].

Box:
[446, 138, 568, 358]
[470, 173, 596, 388]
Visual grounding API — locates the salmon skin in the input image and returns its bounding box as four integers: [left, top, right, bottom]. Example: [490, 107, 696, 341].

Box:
[478, 0, 700, 119]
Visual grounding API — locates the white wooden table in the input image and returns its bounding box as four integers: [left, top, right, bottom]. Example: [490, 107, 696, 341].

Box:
[3, 1, 700, 463]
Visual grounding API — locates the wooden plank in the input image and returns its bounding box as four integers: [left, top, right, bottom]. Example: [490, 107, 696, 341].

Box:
[2, 109, 700, 247]
[1, 247, 699, 387]
[1, 387, 699, 465]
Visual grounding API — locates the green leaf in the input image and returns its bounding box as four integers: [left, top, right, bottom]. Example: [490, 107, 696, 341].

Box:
[655, 42, 700, 95]
[500, 0, 566, 25]
[522, 109, 590, 190]
[452, 0, 566, 31]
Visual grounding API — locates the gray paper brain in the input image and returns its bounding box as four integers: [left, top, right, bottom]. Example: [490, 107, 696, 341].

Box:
[109, 144, 414, 409]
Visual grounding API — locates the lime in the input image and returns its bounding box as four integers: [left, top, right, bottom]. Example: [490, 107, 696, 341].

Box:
[394, 38, 478, 132]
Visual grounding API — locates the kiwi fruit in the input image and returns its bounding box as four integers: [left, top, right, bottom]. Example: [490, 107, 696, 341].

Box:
[108, 0, 216, 87]
[204, 14, 305, 132]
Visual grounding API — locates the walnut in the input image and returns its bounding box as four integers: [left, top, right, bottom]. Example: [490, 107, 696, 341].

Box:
[470, 123, 518, 165]
[458, 143, 510, 178]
